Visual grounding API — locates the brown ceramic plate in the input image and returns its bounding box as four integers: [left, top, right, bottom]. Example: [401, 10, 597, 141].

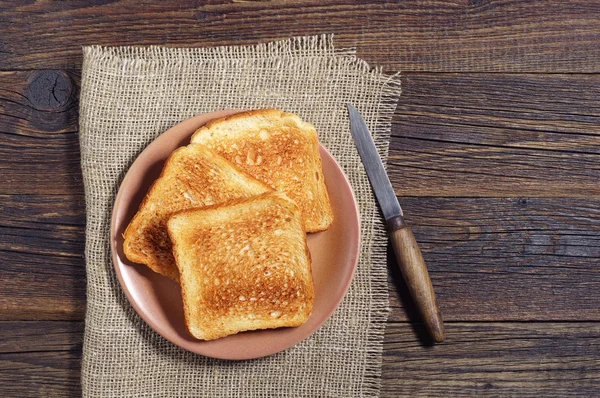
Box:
[111, 110, 360, 360]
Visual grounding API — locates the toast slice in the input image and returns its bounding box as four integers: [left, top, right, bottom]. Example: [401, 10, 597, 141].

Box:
[191, 109, 333, 233]
[167, 191, 314, 340]
[123, 144, 271, 282]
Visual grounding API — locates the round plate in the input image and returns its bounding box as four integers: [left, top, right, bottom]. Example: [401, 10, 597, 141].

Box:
[111, 110, 361, 360]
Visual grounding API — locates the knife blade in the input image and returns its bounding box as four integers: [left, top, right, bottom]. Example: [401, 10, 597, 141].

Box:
[348, 104, 445, 343]
[347, 104, 403, 221]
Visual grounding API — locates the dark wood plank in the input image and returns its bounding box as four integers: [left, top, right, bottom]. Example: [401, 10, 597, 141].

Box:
[2, 194, 598, 322]
[382, 322, 600, 397]
[0, 193, 85, 228]
[390, 197, 600, 322]
[1, 1, 600, 72]
[389, 73, 600, 197]
[0, 321, 82, 398]
[1, 321, 598, 397]
[3, 71, 599, 197]
[0, 71, 82, 195]
[0, 195, 85, 320]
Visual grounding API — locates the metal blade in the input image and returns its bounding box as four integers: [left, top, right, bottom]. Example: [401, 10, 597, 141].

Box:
[347, 104, 403, 220]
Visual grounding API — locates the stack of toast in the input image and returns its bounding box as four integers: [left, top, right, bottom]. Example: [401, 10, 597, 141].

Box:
[123, 109, 333, 340]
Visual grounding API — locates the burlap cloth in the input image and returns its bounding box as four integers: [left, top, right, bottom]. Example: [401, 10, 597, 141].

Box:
[79, 35, 401, 397]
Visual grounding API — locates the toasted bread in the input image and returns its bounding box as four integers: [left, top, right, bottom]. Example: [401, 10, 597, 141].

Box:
[167, 191, 314, 340]
[123, 144, 271, 281]
[191, 109, 333, 233]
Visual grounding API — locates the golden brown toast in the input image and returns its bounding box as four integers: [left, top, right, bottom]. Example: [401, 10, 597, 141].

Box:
[123, 144, 271, 281]
[167, 191, 314, 341]
[190, 109, 333, 233]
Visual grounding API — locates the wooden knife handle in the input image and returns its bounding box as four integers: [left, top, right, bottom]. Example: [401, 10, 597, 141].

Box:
[388, 215, 445, 343]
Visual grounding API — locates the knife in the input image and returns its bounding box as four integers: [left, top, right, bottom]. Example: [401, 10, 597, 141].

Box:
[348, 104, 445, 343]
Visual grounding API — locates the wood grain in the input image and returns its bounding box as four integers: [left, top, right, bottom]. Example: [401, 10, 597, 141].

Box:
[391, 197, 600, 322]
[1, 321, 598, 397]
[3, 71, 599, 197]
[2, 194, 598, 322]
[0, 71, 82, 195]
[0, 195, 86, 320]
[382, 322, 600, 397]
[0, 322, 82, 398]
[390, 73, 600, 197]
[1, 1, 600, 72]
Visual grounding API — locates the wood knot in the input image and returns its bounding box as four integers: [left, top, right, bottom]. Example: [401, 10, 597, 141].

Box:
[27, 71, 72, 111]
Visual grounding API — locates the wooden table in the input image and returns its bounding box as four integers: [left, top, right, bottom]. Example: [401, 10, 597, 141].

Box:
[1, 1, 599, 397]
